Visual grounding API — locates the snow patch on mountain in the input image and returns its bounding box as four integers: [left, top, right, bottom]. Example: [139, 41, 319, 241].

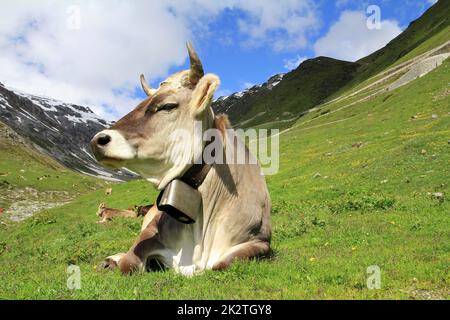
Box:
[212, 73, 285, 125]
[5, 84, 109, 127]
[215, 73, 285, 103]
[0, 82, 133, 181]
[0, 96, 11, 109]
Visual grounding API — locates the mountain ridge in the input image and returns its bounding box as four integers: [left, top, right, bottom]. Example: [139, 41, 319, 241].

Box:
[213, 56, 360, 128]
[212, 0, 449, 129]
[1, 0, 448, 179]
[0, 83, 133, 181]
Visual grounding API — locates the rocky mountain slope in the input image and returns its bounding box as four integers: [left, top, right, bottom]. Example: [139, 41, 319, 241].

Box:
[213, 58, 360, 128]
[0, 83, 131, 181]
[213, 73, 284, 126]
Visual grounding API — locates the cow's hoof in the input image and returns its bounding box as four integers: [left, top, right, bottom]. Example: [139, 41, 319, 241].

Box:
[97, 253, 125, 271]
[97, 258, 118, 271]
[118, 254, 144, 275]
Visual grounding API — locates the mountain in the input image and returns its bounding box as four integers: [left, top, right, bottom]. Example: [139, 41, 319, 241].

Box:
[213, 0, 450, 129]
[213, 73, 284, 126]
[0, 83, 132, 181]
[213, 58, 360, 128]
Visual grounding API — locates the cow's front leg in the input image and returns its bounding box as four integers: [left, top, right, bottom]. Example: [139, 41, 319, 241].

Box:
[96, 217, 109, 224]
[118, 211, 163, 275]
[212, 240, 270, 271]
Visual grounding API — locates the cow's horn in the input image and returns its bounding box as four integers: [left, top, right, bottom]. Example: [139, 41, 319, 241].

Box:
[140, 74, 155, 96]
[187, 41, 204, 85]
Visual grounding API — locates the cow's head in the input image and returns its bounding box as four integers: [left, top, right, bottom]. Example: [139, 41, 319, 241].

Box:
[96, 203, 106, 217]
[91, 43, 220, 189]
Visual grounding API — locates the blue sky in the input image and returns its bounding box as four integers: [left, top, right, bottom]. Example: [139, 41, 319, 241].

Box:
[161, 0, 436, 99]
[0, 0, 437, 120]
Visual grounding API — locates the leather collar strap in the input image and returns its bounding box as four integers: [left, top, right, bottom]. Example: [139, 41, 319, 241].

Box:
[180, 161, 212, 189]
[176, 120, 221, 189]
[179, 130, 219, 189]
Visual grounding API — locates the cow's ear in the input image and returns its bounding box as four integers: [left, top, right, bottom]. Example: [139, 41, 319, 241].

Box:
[190, 74, 220, 117]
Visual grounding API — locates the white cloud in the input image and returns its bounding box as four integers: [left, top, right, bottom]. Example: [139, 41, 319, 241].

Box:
[313, 10, 402, 62]
[0, 0, 319, 120]
[233, 0, 319, 51]
[0, 0, 191, 120]
[171, 0, 319, 52]
[283, 55, 308, 70]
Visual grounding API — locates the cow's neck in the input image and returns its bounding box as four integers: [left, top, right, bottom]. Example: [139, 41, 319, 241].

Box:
[178, 113, 218, 189]
[156, 111, 215, 190]
[198, 128, 247, 212]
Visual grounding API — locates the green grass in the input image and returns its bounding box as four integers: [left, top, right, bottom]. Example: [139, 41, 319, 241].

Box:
[0, 58, 448, 299]
[0, 122, 104, 192]
[0, 121, 106, 210]
[391, 24, 450, 68]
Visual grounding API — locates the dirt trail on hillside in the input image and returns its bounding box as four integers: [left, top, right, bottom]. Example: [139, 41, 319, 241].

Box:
[7, 200, 71, 222]
[324, 40, 450, 106]
[388, 53, 450, 90]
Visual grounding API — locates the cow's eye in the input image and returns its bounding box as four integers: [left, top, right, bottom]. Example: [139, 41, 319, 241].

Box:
[157, 103, 178, 112]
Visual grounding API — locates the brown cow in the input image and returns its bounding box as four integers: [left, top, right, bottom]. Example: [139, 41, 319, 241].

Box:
[96, 203, 140, 224]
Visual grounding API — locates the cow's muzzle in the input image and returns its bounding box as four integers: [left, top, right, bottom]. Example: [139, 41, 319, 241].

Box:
[91, 132, 110, 160]
[90, 129, 136, 162]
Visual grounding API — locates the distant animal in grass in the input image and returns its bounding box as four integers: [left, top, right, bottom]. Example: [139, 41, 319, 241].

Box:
[96, 203, 140, 224]
[105, 188, 113, 196]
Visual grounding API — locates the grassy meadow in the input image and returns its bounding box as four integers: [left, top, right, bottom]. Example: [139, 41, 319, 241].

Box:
[0, 56, 448, 299]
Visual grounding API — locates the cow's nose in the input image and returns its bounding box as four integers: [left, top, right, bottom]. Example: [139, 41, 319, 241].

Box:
[96, 133, 111, 146]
